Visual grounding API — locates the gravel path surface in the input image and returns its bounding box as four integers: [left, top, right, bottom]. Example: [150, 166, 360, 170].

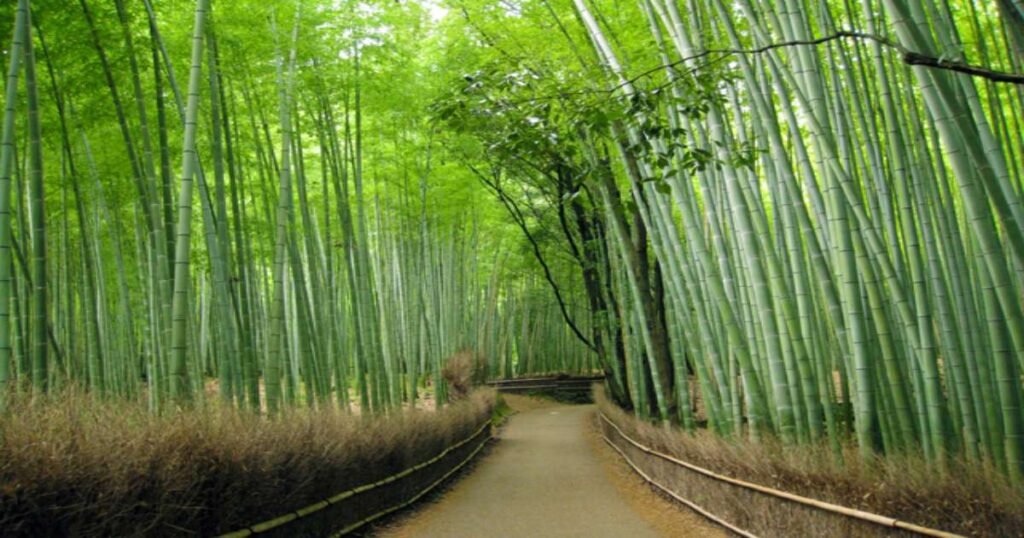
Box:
[376, 399, 717, 537]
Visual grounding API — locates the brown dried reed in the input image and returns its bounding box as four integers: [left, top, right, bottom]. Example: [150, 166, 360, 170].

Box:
[441, 351, 485, 401]
[0, 387, 494, 537]
[595, 385, 1024, 537]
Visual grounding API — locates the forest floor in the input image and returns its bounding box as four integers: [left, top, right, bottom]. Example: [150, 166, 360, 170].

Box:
[372, 395, 723, 537]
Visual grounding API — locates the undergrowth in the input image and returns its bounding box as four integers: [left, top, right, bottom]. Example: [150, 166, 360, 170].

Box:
[442, 350, 486, 401]
[595, 386, 1024, 536]
[490, 395, 514, 427]
[0, 387, 495, 537]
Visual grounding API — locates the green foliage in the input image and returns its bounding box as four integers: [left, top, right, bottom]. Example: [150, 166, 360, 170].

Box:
[0, 0, 1021, 489]
[0, 0, 593, 413]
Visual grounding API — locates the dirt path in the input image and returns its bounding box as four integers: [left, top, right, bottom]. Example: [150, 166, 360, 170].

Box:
[375, 398, 722, 537]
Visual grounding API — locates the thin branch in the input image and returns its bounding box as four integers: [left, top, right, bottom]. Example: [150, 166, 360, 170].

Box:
[620, 30, 1024, 88]
[464, 162, 598, 353]
[489, 30, 1024, 108]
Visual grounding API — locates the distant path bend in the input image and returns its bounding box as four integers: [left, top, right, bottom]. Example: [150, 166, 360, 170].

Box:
[375, 402, 662, 537]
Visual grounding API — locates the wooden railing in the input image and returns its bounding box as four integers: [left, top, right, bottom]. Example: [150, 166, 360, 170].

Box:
[599, 412, 964, 538]
[486, 375, 604, 396]
[217, 419, 492, 538]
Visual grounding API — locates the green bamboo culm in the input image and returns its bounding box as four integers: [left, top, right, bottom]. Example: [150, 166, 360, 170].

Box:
[23, 0, 47, 392]
[0, 0, 27, 405]
[169, 0, 211, 403]
[265, 5, 302, 414]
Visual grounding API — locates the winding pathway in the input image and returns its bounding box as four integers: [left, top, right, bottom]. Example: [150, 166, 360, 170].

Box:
[376, 399, 715, 537]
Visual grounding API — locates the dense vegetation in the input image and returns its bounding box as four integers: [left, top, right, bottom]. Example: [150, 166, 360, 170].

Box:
[429, 0, 1024, 489]
[595, 386, 1024, 536]
[0, 388, 495, 535]
[0, 0, 595, 417]
[2, 0, 1024, 515]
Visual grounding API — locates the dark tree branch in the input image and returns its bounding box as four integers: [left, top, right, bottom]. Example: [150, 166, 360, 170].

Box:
[464, 162, 598, 353]
[494, 30, 1024, 109]
[621, 30, 1024, 88]
[555, 168, 584, 264]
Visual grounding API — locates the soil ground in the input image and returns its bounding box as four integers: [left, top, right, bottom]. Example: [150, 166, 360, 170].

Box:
[373, 395, 724, 537]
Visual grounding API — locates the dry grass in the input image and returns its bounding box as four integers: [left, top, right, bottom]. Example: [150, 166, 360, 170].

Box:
[0, 387, 495, 537]
[595, 386, 1024, 537]
[584, 414, 728, 537]
[441, 351, 486, 401]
